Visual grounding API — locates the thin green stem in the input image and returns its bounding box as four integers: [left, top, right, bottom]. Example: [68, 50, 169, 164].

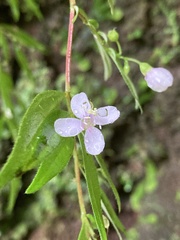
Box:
[119, 56, 141, 65]
[73, 142, 87, 217]
[116, 41, 122, 55]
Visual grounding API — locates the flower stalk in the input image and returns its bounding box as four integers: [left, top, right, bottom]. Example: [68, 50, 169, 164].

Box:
[65, 0, 87, 221]
[65, 2, 75, 93]
[73, 142, 87, 217]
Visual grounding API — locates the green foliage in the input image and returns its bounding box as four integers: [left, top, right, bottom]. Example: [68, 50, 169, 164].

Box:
[139, 213, 158, 225]
[126, 228, 139, 240]
[7, 0, 20, 22]
[101, 191, 125, 239]
[130, 160, 158, 211]
[107, 0, 115, 14]
[0, 69, 17, 139]
[6, 0, 43, 21]
[95, 37, 112, 81]
[0, 91, 69, 188]
[157, 0, 179, 47]
[78, 7, 142, 111]
[96, 155, 121, 212]
[79, 134, 107, 240]
[6, 177, 22, 214]
[26, 134, 74, 193]
[175, 190, 180, 202]
[0, 24, 45, 51]
[92, 0, 123, 22]
[77, 134, 125, 239]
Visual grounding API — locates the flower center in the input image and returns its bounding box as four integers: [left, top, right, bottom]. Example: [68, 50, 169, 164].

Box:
[82, 116, 95, 130]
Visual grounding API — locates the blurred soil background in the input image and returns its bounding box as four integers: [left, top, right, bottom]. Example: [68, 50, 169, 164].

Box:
[0, 0, 180, 239]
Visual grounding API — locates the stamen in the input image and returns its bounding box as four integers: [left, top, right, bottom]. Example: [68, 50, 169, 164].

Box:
[87, 107, 97, 115]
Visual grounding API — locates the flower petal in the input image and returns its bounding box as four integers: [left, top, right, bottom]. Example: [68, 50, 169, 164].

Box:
[71, 92, 91, 118]
[94, 106, 120, 126]
[145, 67, 173, 92]
[54, 118, 83, 137]
[84, 127, 105, 155]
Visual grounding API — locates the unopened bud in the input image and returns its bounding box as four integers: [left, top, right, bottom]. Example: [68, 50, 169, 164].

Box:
[145, 67, 173, 92]
[108, 29, 119, 42]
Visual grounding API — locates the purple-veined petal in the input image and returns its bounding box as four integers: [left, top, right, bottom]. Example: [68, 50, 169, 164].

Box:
[54, 118, 84, 137]
[94, 106, 120, 126]
[84, 127, 105, 155]
[71, 92, 91, 119]
[145, 67, 173, 92]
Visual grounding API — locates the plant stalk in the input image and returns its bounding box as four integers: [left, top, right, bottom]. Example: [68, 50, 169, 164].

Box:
[66, 0, 86, 219]
[65, 3, 75, 93]
[73, 143, 87, 217]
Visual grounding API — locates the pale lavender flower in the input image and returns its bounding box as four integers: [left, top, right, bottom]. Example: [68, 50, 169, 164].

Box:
[145, 67, 173, 92]
[54, 92, 120, 155]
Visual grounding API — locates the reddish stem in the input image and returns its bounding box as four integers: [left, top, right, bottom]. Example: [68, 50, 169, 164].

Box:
[65, 7, 75, 93]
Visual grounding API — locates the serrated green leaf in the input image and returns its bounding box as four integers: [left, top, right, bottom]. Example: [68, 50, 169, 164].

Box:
[0, 24, 45, 51]
[26, 135, 74, 193]
[101, 190, 125, 239]
[0, 90, 65, 189]
[8, 0, 20, 21]
[95, 155, 121, 212]
[79, 134, 107, 240]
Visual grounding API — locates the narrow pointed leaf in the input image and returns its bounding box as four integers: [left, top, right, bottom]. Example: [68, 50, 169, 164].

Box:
[26, 0, 43, 20]
[0, 24, 45, 51]
[6, 177, 22, 214]
[95, 155, 121, 212]
[15, 47, 32, 78]
[101, 190, 125, 239]
[79, 134, 107, 240]
[78, 222, 87, 240]
[78, 220, 93, 240]
[0, 69, 13, 110]
[8, 0, 20, 21]
[0, 69, 17, 138]
[95, 38, 112, 81]
[0, 32, 10, 59]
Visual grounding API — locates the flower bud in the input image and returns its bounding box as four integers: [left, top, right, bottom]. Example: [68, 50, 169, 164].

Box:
[145, 67, 173, 92]
[108, 29, 119, 42]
